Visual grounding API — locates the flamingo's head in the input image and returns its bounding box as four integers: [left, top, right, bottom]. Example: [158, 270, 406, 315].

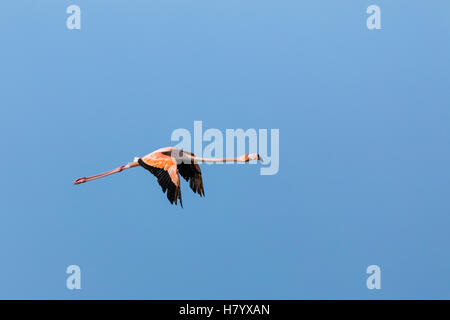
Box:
[242, 153, 264, 163]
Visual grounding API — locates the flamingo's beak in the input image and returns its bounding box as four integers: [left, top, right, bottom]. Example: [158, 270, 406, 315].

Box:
[258, 155, 264, 163]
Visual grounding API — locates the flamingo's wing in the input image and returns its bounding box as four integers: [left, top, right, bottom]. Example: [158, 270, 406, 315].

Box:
[178, 152, 205, 197]
[138, 155, 182, 207]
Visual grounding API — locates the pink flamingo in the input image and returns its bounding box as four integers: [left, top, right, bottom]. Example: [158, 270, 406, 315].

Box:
[74, 147, 263, 207]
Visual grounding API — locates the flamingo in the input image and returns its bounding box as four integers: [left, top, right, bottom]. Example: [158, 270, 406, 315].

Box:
[74, 147, 263, 207]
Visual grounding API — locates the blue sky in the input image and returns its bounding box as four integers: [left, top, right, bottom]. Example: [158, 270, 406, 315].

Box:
[0, 1, 449, 299]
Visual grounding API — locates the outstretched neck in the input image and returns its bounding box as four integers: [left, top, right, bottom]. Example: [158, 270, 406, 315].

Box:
[192, 156, 242, 163]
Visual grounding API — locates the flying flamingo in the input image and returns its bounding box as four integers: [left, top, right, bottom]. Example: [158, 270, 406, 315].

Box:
[74, 147, 263, 207]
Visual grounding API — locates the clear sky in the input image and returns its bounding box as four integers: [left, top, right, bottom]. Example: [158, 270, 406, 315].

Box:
[0, 1, 449, 299]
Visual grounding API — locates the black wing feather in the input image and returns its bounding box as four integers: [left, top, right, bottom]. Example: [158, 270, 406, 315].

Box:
[178, 160, 205, 197]
[138, 158, 182, 207]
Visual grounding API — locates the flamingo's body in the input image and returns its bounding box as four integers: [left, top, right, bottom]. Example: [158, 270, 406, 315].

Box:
[74, 147, 262, 207]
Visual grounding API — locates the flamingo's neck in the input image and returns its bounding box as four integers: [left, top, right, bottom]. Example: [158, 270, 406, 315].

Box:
[192, 157, 240, 163]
